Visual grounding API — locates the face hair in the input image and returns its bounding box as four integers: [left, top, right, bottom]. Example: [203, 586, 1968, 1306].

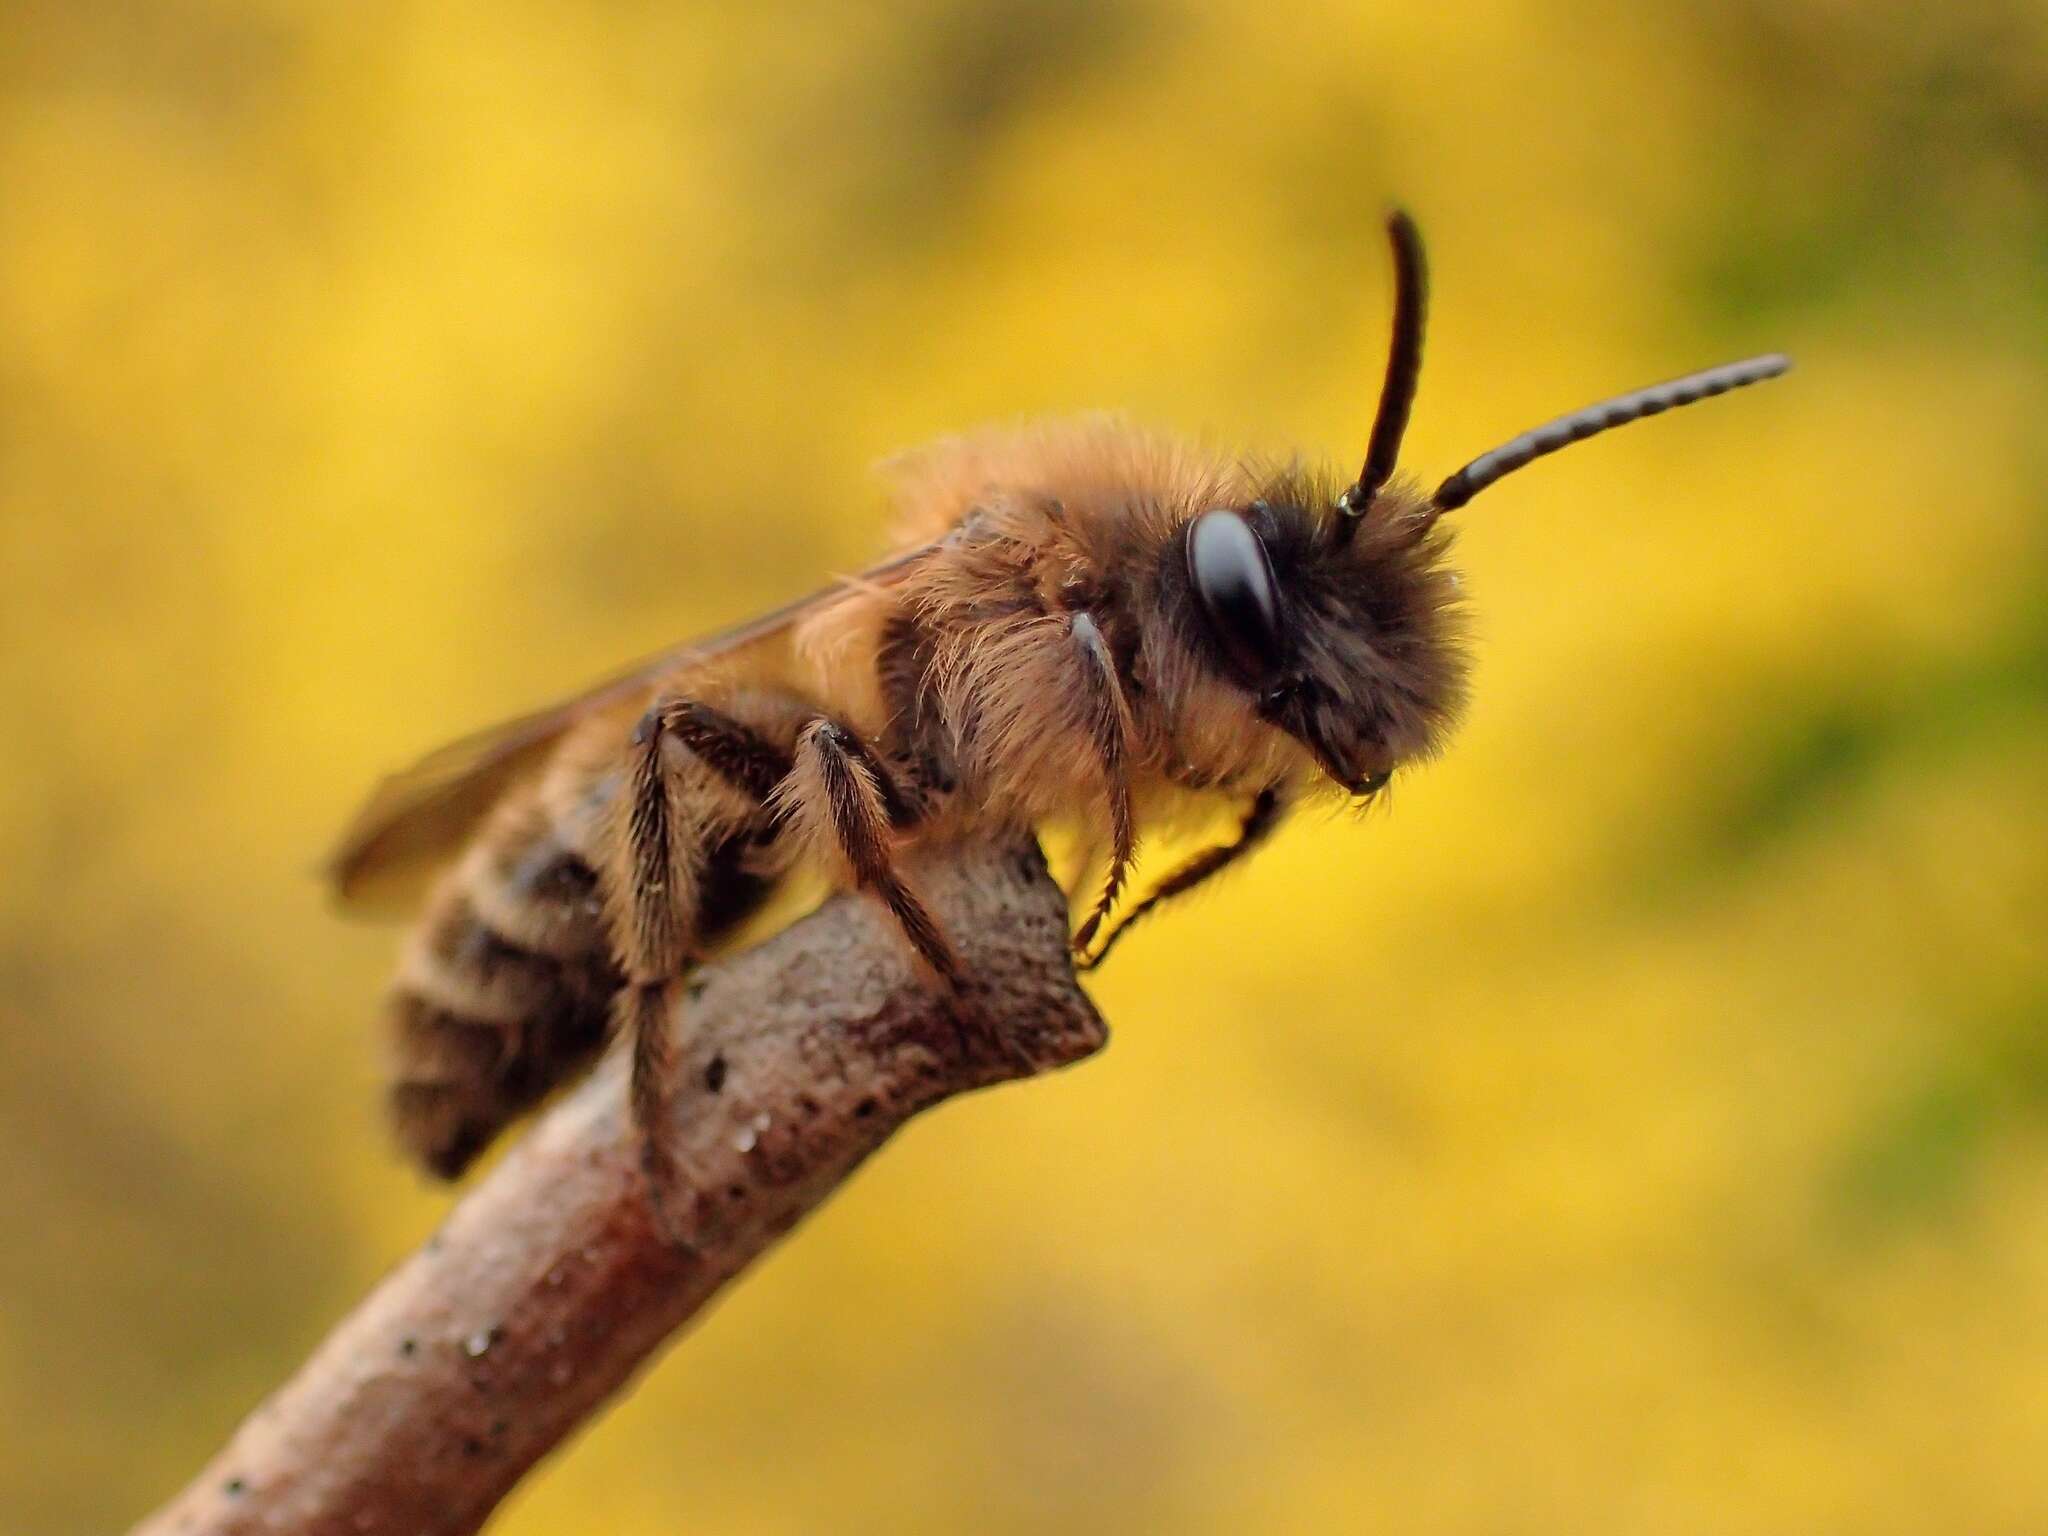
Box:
[1335, 207, 1428, 540]
[1334, 211, 1792, 532]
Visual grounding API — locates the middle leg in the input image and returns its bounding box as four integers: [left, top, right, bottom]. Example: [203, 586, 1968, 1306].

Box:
[778, 717, 963, 990]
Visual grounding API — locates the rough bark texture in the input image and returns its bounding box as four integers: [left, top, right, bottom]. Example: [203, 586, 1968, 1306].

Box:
[133, 841, 1106, 1536]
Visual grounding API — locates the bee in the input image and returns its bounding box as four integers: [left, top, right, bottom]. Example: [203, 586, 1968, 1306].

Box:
[330, 210, 1788, 1202]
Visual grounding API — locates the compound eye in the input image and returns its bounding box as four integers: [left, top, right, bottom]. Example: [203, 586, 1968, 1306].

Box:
[1187, 508, 1286, 681]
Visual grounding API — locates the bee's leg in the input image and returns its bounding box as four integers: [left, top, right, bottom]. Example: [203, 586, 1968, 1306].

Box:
[783, 718, 964, 991]
[1076, 788, 1285, 972]
[1066, 612, 1137, 956]
[875, 611, 958, 813]
[608, 698, 792, 1225]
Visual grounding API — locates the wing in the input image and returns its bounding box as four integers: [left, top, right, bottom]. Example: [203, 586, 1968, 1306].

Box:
[327, 543, 939, 914]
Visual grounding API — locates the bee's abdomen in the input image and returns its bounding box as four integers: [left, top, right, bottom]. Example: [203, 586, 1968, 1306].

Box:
[385, 798, 622, 1179]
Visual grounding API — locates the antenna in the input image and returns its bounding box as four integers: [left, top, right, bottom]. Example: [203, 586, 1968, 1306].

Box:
[1334, 209, 1429, 544]
[1429, 353, 1792, 514]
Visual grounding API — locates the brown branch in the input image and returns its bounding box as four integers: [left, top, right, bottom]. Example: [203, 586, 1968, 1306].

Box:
[132, 841, 1107, 1536]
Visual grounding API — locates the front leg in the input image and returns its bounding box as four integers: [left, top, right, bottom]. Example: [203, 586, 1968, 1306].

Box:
[1065, 611, 1137, 956]
[1076, 787, 1285, 971]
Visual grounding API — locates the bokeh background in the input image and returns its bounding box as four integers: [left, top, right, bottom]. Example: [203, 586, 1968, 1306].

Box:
[4, 2, 2046, 1532]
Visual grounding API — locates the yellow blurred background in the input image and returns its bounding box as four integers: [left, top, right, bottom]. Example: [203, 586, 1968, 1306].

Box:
[4, 2, 2046, 1531]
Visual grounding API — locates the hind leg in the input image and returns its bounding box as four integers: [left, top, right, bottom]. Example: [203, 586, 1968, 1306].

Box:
[605, 697, 796, 1220]
[611, 698, 986, 1230]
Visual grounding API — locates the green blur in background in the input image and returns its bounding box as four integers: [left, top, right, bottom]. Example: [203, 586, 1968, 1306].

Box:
[3, 2, 2046, 1532]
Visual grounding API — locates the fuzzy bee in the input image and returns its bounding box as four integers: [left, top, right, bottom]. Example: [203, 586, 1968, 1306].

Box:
[331, 211, 1788, 1200]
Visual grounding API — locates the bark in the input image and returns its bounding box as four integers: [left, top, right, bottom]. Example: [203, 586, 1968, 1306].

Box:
[133, 841, 1106, 1536]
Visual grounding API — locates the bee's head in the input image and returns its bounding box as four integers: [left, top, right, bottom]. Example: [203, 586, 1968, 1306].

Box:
[1174, 207, 1788, 796]
[1175, 485, 1466, 796]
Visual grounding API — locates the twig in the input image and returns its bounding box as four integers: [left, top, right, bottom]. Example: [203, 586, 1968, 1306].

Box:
[132, 841, 1107, 1536]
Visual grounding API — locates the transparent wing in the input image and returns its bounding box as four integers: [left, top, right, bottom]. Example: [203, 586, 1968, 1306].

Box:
[326, 544, 937, 913]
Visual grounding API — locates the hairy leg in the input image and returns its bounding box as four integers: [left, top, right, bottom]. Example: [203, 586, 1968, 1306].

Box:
[783, 717, 961, 988]
[874, 611, 958, 815]
[1065, 612, 1137, 956]
[1076, 788, 1284, 972]
[606, 697, 794, 1217]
